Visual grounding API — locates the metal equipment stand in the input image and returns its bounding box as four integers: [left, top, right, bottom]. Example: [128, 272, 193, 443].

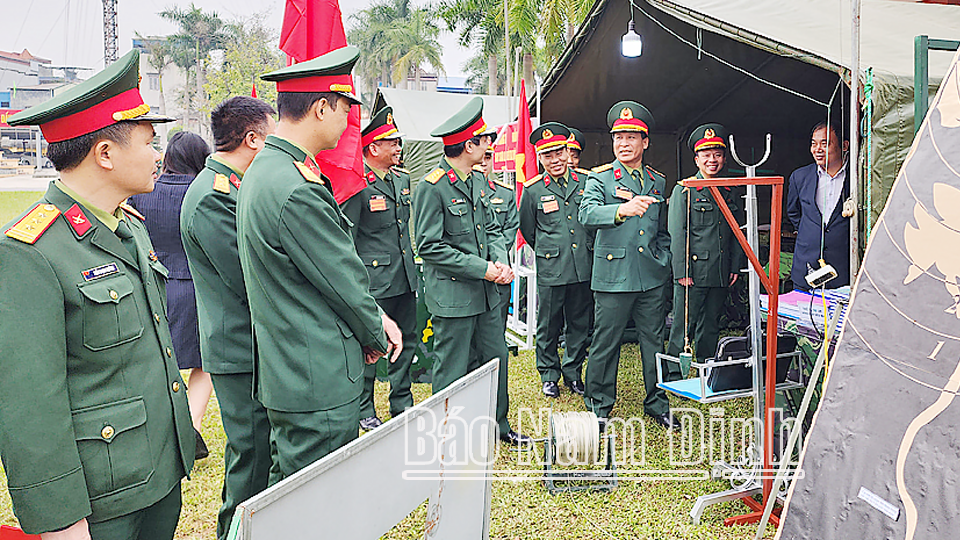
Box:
[684, 135, 789, 526]
[543, 412, 618, 494]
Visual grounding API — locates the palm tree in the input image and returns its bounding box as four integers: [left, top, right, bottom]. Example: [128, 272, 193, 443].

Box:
[383, 8, 445, 90]
[159, 3, 231, 135]
[348, 0, 412, 96]
[438, 0, 503, 94]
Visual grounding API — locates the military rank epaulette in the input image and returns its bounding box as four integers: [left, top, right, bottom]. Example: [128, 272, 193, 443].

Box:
[574, 167, 591, 175]
[392, 166, 411, 175]
[471, 164, 485, 173]
[645, 164, 665, 179]
[591, 163, 614, 173]
[213, 173, 231, 194]
[678, 175, 697, 188]
[294, 162, 325, 185]
[493, 176, 514, 190]
[523, 173, 543, 188]
[119, 202, 145, 220]
[4, 203, 61, 244]
[424, 168, 445, 184]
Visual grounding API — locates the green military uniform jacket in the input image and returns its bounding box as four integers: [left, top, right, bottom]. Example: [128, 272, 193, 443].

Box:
[519, 169, 592, 286]
[237, 135, 388, 412]
[341, 164, 417, 299]
[413, 159, 508, 318]
[0, 183, 194, 534]
[483, 171, 519, 254]
[668, 174, 745, 287]
[579, 160, 671, 292]
[180, 156, 252, 374]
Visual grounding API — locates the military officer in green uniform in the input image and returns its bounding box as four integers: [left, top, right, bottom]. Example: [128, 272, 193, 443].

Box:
[237, 46, 403, 480]
[474, 145, 519, 340]
[519, 122, 593, 398]
[342, 106, 418, 430]
[413, 97, 530, 445]
[180, 96, 277, 539]
[0, 49, 194, 538]
[666, 124, 744, 369]
[578, 101, 679, 429]
[567, 126, 589, 172]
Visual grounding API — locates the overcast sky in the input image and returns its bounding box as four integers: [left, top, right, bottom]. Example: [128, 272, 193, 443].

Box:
[6, 0, 470, 78]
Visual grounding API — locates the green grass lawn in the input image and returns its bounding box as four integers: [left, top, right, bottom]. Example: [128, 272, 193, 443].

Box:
[1, 347, 776, 539]
[0, 191, 45, 225]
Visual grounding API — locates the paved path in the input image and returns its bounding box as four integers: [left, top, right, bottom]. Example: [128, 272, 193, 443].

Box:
[0, 174, 55, 192]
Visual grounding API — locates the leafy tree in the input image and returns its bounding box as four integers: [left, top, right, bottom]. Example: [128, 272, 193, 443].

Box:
[203, 15, 284, 112]
[383, 8, 445, 89]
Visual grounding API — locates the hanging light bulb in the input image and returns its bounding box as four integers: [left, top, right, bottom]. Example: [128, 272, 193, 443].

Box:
[621, 20, 643, 58]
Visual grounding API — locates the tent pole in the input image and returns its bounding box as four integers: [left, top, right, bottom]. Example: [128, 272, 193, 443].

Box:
[505, 0, 510, 98]
[849, 0, 861, 284]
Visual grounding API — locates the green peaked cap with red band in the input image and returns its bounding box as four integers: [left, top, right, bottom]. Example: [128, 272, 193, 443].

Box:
[530, 122, 570, 154]
[606, 100, 654, 135]
[361, 106, 404, 147]
[567, 127, 585, 151]
[261, 45, 361, 105]
[430, 96, 497, 146]
[687, 123, 729, 152]
[8, 49, 174, 143]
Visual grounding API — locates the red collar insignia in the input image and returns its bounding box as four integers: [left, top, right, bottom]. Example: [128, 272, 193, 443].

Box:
[544, 176, 551, 187]
[614, 168, 622, 180]
[367, 171, 376, 184]
[304, 157, 322, 178]
[64, 204, 91, 237]
[571, 171, 579, 182]
[229, 174, 241, 189]
[447, 169, 458, 183]
[489, 179, 495, 190]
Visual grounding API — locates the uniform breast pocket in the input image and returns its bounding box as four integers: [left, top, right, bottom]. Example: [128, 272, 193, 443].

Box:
[536, 245, 562, 279]
[692, 199, 714, 226]
[72, 397, 153, 500]
[538, 201, 561, 224]
[398, 195, 412, 221]
[77, 274, 144, 351]
[444, 204, 471, 235]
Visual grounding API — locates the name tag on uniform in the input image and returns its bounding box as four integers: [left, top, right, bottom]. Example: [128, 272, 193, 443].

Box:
[615, 186, 633, 200]
[369, 195, 388, 212]
[401, 187, 410, 196]
[542, 199, 560, 214]
[82, 262, 120, 281]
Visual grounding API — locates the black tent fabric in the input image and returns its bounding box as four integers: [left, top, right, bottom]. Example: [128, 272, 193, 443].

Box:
[541, 0, 849, 196]
[778, 50, 960, 539]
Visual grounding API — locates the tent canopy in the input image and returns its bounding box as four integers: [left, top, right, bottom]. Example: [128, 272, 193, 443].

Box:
[540, 0, 960, 226]
[372, 89, 519, 182]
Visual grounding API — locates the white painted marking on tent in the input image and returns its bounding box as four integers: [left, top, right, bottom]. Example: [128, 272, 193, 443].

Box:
[928, 340, 945, 360]
[857, 486, 900, 521]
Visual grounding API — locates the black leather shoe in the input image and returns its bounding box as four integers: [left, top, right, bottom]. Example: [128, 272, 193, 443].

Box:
[542, 381, 560, 398]
[194, 428, 209, 460]
[649, 412, 681, 430]
[566, 380, 585, 396]
[359, 415, 383, 431]
[499, 430, 534, 446]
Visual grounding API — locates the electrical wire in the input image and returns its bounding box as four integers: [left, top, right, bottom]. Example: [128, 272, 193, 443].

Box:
[630, 0, 833, 108]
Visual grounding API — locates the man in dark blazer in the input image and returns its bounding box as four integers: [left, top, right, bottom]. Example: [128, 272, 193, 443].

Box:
[787, 121, 851, 290]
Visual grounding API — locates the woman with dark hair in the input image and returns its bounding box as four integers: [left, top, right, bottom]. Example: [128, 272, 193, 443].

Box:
[129, 130, 212, 458]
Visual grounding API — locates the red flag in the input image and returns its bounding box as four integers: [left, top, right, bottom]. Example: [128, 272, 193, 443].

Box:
[250, 82, 258, 98]
[514, 81, 537, 249]
[279, 0, 365, 204]
[0, 526, 40, 540]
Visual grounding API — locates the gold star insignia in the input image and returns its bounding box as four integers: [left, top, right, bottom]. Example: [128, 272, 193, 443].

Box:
[620, 108, 633, 120]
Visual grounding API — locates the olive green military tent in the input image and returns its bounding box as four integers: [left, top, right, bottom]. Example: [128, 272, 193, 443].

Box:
[541, 0, 960, 237]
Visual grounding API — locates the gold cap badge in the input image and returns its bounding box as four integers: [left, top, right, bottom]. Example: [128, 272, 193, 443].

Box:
[620, 107, 633, 120]
[542, 129, 553, 140]
[704, 128, 715, 138]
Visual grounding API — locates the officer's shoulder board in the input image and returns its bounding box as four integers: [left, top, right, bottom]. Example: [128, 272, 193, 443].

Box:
[392, 166, 411, 175]
[574, 167, 591, 176]
[424, 168, 445, 184]
[645, 164, 665, 179]
[493, 176, 514, 190]
[591, 162, 614, 174]
[294, 162, 325, 185]
[523, 173, 543, 188]
[471, 164, 485, 173]
[4, 203, 61, 244]
[119, 202, 145, 221]
[213, 173, 231, 194]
